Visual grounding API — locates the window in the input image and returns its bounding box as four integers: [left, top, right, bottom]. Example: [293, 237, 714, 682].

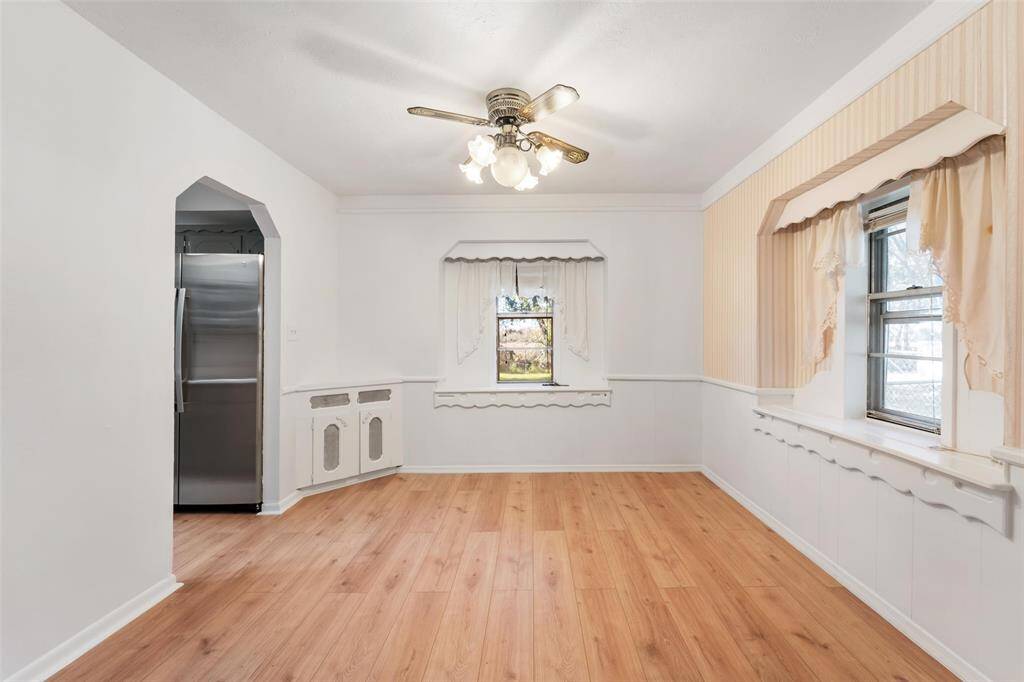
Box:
[867, 197, 944, 432]
[497, 295, 553, 383]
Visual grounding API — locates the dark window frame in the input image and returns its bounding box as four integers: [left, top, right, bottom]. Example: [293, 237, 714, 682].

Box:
[496, 297, 554, 384]
[866, 198, 943, 433]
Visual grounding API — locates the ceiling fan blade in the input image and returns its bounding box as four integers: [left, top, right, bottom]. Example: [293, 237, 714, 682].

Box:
[407, 106, 490, 127]
[519, 84, 579, 123]
[526, 131, 589, 164]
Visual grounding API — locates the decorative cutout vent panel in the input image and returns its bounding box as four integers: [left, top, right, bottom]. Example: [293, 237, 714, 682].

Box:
[310, 393, 350, 409]
[357, 389, 391, 404]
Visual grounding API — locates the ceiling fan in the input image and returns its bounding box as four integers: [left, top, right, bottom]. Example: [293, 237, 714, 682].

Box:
[408, 85, 590, 190]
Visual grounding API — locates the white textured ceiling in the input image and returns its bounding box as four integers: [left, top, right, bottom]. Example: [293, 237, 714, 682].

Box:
[70, 1, 929, 196]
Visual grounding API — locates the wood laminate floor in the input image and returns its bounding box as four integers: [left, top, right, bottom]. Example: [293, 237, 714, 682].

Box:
[54, 472, 956, 681]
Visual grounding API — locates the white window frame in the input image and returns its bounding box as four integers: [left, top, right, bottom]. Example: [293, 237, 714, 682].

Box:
[495, 295, 554, 385]
[864, 195, 945, 434]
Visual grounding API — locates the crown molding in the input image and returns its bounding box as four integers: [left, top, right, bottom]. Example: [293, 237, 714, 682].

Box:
[700, 0, 988, 210]
[335, 193, 701, 215]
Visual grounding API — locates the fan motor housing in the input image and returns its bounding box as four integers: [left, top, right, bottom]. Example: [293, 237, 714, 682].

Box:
[486, 88, 530, 125]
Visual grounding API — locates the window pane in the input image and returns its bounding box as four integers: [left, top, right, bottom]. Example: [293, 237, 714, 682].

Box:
[498, 317, 552, 349]
[883, 228, 943, 291]
[883, 357, 942, 421]
[498, 295, 553, 314]
[884, 319, 942, 358]
[498, 349, 552, 383]
[885, 295, 942, 313]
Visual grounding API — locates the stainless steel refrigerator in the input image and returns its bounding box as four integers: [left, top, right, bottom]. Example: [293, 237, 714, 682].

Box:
[174, 253, 263, 510]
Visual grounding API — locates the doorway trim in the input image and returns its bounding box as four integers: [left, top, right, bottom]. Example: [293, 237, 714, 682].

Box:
[183, 177, 283, 510]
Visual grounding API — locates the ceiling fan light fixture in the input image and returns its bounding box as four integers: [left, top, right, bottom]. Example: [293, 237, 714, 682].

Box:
[458, 158, 485, 184]
[535, 146, 563, 176]
[467, 134, 497, 166]
[514, 170, 539, 191]
[490, 145, 529, 188]
[408, 84, 589, 190]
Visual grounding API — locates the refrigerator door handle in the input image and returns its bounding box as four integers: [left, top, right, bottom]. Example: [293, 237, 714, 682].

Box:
[174, 287, 187, 413]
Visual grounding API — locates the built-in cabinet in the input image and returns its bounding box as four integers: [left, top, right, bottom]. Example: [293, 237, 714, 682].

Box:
[296, 384, 402, 487]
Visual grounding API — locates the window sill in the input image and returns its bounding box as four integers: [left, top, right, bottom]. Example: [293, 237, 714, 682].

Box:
[753, 406, 1010, 492]
[434, 385, 611, 408]
[752, 405, 1012, 534]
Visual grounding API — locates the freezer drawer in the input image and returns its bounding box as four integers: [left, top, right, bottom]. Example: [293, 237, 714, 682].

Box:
[177, 381, 261, 505]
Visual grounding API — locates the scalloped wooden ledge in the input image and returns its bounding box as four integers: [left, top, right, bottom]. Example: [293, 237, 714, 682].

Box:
[434, 386, 611, 408]
[752, 406, 1012, 534]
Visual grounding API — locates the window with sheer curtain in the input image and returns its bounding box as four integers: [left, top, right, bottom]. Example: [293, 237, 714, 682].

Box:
[443, 255, 605, 389]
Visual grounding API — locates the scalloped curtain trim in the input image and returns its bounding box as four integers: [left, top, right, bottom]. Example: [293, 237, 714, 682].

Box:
[790, 203, 864, 373]
[916, 136, 1006, 394]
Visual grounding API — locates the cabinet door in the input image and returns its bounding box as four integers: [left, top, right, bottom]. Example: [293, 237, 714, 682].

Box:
[312, 413, 358, 485]
[359, 407, 394, 473]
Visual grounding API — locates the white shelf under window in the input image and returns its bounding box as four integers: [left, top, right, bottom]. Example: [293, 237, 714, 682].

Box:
[751, 405, 1012, 534]
[434, 384, 611, 408]
[753, 406, 1009, 490]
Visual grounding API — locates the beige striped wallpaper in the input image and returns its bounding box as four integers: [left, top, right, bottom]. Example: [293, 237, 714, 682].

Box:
[1005, 0, 1022, 447]
[703, 1, 1017, 389]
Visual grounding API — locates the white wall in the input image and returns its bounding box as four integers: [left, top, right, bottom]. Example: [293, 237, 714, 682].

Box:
[0, 3, 347, 676]
[702, 381, 1024, 682]
[175, 181, 248, 211]
[323, 201, 704, 469]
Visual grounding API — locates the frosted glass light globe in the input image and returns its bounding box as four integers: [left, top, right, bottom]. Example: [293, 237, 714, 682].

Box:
[490, 146, 529, 188]
[467, 135, 496, 167]
[458, 159, 484, 184]
[536, 146, 563, 176]
[514, 171, 539, 191]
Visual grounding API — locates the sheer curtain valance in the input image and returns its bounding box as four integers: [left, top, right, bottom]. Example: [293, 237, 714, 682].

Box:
[450, 258, 599, 364]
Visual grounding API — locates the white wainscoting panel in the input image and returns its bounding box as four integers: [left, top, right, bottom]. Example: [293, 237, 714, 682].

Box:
[817, 456, 840, 562]
[786, 443, 821, 545]
[875, 482, 914, 614]
[912, 503, 984, 670]
[837, 465, 878, 589]
[701, 381, 1024, 682]
[406, 379, 701, 468]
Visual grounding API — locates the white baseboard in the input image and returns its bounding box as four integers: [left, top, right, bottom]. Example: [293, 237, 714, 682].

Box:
[400, 463, 703, 474]
[260, 468, 402, 516]
[700, 466, 988, 682]
[6, 575, 182, 682]
[299, 467, 400, 496]
[257, 490, 301, 516]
